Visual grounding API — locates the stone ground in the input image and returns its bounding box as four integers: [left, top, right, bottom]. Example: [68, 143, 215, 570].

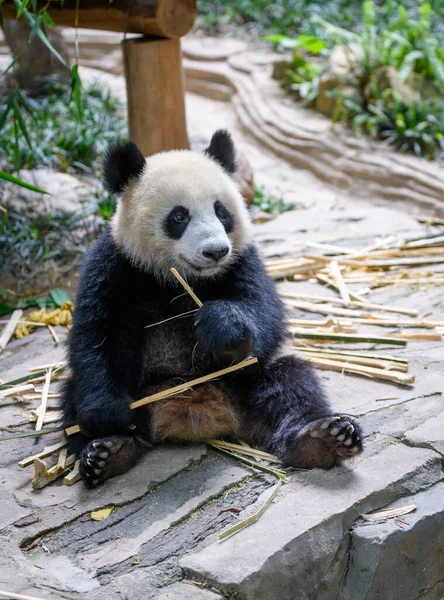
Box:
[1, 53, 444, 600]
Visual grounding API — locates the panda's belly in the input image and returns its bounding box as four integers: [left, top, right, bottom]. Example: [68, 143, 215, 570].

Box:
[141, 321, 195, 382]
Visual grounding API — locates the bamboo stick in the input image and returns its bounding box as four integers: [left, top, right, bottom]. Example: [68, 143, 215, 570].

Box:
[130, 357, 258, 409]
[279, 291, 418, 317]
[300, 241, 355, 254]
[18, 439, 67, 468]
[364, 256, 444, 268]
[32, 454, 76, 489]
[316, 273, 365, 303]
[219, 479, 283, 541]
[209, 445, 287, 480]
[383, 332, 442, 342]
[29, 362, 66, 373]
[206, 439, 280, 463]
[296, 349, 408, 371]
[47, 324, 60, 345]
[170, 268, 203, 307]
[0, 427, 63, 441]
[35, 369, 52, 432]
[0, 591, 47, 600]
[293, 346, 409, 364]
[27, 370, 65, 385]
[0, 384, 35, 399]
[284, 299, 370, 318]
[416, 216, 444, 226]
[290, 329, 407, 345]
[66, 357, 260, 436]
[64, 460, 81, 485]
[328, 261, 350, 304]
[0, 310, 23, 353]
[306, 357, 415, 385]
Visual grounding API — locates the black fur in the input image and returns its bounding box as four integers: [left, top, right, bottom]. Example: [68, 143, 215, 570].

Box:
[204, 129, 237, 174]
[103, 141, 145, 194]
[163, 206, 191, 240]
[62, 230, 362, 486]
[214, 200, 234, 233]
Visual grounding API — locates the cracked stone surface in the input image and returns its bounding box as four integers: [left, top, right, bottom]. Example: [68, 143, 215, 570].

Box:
[1, 40, 444, 600]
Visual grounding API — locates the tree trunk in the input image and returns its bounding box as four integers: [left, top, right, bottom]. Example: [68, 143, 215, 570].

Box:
[3, 21, 71, 95]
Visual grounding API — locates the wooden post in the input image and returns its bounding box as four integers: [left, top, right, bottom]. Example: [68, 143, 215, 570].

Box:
[123, 36, 189, 156]
[2, 0, 197, 39]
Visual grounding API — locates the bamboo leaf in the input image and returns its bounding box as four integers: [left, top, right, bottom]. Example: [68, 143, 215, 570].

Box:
[0, 171, 47, 194]
[49, 288, 71, 307]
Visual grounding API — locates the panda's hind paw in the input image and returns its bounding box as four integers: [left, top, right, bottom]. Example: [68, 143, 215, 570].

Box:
[79, 435, 148, 488]
[282, 415, 363, 470]
[308, 415, 363, 458]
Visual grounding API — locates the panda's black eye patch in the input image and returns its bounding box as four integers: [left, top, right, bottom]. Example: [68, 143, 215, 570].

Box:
[214, 200, 234, 233]
[163, 206, 190, 239]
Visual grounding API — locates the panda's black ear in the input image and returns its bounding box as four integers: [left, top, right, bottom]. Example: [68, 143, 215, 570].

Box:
[103, 141, 145, 195]
[204, 129, 237, 174]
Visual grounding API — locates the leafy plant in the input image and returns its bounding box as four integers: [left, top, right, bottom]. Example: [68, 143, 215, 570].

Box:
[0, 208, 102, 283]
[343, 90, 444, 159]
[252, 186, 295, 215]
[0, 83, 126, 174]
[266, 0, 444, 160]
[197, 0, 444, 44]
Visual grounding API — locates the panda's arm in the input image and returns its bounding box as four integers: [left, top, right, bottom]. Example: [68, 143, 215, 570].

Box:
[195, 244, 286, 362]
[63, 233, 144, 438]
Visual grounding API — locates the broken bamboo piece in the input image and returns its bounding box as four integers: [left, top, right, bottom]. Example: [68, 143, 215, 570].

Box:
[19, 439, 68, 468]
[290, 329, 407, 345]
[295, 349, 408, 372]
[64, 460, 81, 485]
[0, 309, 23, 353]
[206, 439, 280, 463]
[0, 384, 36, 399]
[304, 356, 415, 385]
[219, 479, 283, 541]
[280, 291, 418, 316]
[32, 453, 77, 489]
[327, 261, 350, 304]
[35, 369, 52, 432]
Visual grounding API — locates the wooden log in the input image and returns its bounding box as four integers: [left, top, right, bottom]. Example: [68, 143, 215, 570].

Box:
[123, 36, 189, 156]
[2, 0, 197, 39]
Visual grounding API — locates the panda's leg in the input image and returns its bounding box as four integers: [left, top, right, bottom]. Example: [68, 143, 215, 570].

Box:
[78, 434, 152, 488]
[239, 355, 363, 469]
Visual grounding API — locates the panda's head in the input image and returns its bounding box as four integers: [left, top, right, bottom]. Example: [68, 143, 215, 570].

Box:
[105, 130, 252, 280]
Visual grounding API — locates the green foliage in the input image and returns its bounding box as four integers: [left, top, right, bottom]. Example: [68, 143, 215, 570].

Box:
[252, 186, 295, 215]
[280, 52, 322, 104]
[0, 208, 102, 281]
[96, 188, 117, 221]
[265, 0, 444, 160]
[343, 91, 444, 159]
[0, 83, 126, 174]
[197, 0, 444, 44]
[268, 1, 444, 86]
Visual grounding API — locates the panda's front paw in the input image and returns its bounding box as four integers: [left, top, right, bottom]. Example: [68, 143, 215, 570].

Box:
[195, 301, 253, 362]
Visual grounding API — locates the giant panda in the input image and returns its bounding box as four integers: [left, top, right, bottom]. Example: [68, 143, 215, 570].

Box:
[62, 130, 363, 488]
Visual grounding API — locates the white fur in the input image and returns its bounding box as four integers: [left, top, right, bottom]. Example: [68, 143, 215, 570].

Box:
[111, 149, 252, 279]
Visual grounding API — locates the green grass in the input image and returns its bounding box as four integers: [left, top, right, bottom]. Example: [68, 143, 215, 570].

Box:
[266, 0, 444, 160]
[0, 82, 127, 174]
[252, 185, 295, 215]
[0, 208, 102, 283]
[197, 0, 444, 43]
[0, 81, 126, 286]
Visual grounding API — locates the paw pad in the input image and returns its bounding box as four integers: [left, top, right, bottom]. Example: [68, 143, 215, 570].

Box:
[308, 415, 362, 459]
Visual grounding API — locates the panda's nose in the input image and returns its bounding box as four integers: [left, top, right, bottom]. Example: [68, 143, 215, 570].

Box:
[202, 246, 229, 262]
